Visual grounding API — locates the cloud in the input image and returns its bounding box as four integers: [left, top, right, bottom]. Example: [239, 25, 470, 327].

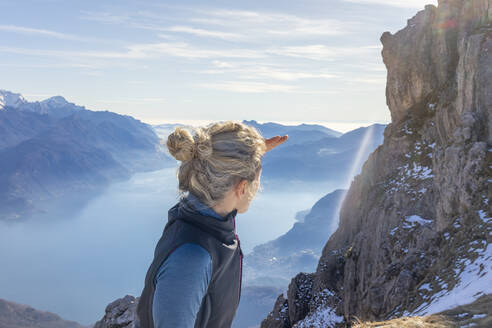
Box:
[0, 24, 103, 42]
[342, 0, 437, 9]
[0, 24, 74, 39]
[96, 97, 167, 104]
[198, 81, 298, 93]
[0, 42, 265, 60]
[0, 45, 144, 59]
[200, 63, 338, 81]
[267, 44, 382, 61]
[121, 42, 265, 59]
[198, 80, 341, 94]
[4, 5, 390, 101]
[79, 11, 131, 25]
[163, 26, 243, 40]
[81, 8, 359, 41]
[0, 62, 102, 69]
[192, 9, 358, 38]
[211, 60, 235, 68]
[156, 33, 178, 40]
[249, 71, 337, 81]
[343, 76, 386, 84]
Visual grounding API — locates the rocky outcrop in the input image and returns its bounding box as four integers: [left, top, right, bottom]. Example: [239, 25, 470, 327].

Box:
[93, 295, 139, 328]
[262, 0, 491, 326]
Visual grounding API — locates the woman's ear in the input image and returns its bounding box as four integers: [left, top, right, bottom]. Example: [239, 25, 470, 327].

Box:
[235, 179, 248, 198]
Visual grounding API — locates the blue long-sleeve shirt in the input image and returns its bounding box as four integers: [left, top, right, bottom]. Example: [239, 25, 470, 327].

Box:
[152, 193, 224, 328]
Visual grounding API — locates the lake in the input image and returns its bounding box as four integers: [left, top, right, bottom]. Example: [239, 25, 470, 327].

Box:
[0, 166, 341, 325]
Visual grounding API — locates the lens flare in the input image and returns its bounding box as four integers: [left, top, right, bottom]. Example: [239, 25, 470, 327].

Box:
[329, 124, 377, 233]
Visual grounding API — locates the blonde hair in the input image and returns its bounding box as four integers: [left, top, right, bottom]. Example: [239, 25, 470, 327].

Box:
[166, 120, 267, 208]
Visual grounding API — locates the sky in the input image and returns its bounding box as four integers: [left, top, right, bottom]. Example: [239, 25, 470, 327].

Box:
[0, 0, 437, 131]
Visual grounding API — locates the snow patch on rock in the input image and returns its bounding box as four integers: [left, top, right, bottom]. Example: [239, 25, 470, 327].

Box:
[414, 244, 492, 315]
[293, 305, 344, 328]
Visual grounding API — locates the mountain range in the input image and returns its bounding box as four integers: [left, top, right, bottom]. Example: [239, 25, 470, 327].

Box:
[259, 123, 385, 184]
[0, 90, 172, 221]
[153, 120, 386, 187]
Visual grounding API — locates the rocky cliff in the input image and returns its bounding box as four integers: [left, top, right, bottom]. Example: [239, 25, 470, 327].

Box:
[261, 0, 491, 326]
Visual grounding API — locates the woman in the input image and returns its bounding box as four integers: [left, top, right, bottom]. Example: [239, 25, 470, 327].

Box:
[136, 121, 288, 328]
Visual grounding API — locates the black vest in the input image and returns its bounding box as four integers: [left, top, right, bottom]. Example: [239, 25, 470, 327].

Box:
[136, 197, 243, 328]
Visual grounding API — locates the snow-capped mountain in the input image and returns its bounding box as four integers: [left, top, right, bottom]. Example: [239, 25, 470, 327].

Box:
[0, 90, 171, 221]
[0, 89, 27, 109]
[22, 95, 86, 117]
[0, 89, 77, 111]
[0, 90, 87, 118]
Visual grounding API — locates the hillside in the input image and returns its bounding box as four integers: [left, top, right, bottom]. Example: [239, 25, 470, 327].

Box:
[0, 298, 86, 328]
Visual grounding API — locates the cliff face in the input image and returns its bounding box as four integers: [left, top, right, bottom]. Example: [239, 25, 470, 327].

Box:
[262, 0, 491, 326]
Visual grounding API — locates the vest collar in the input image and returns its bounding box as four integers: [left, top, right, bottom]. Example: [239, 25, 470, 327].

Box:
[168, 197, 238, 245]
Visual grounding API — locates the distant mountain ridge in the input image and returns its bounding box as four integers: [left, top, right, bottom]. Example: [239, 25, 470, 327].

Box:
[152, 120, 386, 187]
[152, 119, 342, 148]
[243, 119, 343, 145]
[0, 298, 86, 328]
[0, 90, 86, 118]
[0, 89, 172, 221]
[260, 123, 386, 184]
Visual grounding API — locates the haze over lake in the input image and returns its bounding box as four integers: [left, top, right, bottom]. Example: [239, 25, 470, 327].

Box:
[0, 166, 342, 325]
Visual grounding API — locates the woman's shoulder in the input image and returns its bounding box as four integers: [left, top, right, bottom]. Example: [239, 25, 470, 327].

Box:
[171, 243, 211, 261]
[154, 243, 212, 284]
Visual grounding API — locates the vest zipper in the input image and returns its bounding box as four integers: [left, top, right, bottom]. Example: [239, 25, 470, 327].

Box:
[233, 216, 243, 303]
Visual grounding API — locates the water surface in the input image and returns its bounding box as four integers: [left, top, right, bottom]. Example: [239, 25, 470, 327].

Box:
[0, 167, 339, 325]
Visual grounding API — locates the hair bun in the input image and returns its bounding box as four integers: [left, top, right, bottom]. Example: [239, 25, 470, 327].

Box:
[167, 127, 195, 161]
[194, 127, 213, 160]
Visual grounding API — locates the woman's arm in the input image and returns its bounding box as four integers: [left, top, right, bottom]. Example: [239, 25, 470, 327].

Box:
[152, 243, 212, 328]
